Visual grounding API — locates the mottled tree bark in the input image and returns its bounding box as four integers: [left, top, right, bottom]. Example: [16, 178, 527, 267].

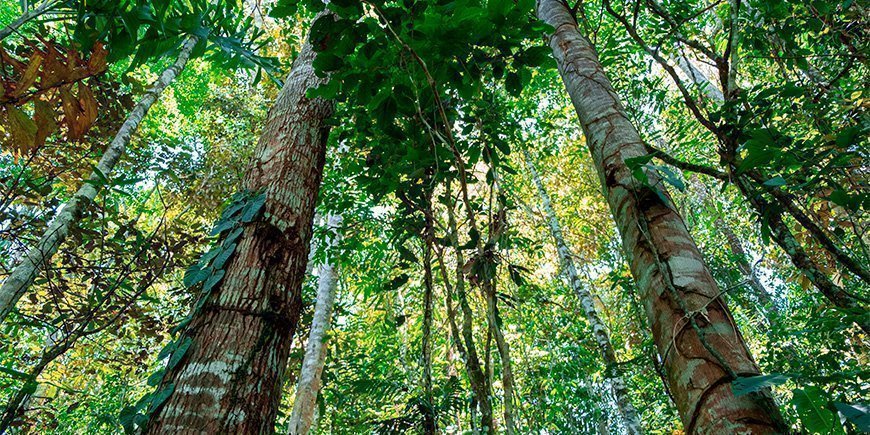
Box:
[0, 35, 200, 324]
[288, 214, 342, 435]
[536, 0, 787, 432]
[523, 150, 644, 435]
[144, 15, 334, 433]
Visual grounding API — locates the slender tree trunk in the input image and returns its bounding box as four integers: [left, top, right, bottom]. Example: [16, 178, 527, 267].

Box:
[673, 53, 724, 102]
[483, 283, 517, 435]
[143, 15, 334, 432]
[733, 178, 869, 332]
[715, 219, 773, 305]
[668, 56, 867, 316]
[676, 56, 869, 285]
[523, 150, 644, 435]
[421, 204, 437, 435]
[0, 35, 200, 324]
[445, 184, 495, 434]
[288, 214, 342, 435]
[0, 0, 59, 41]
[536, 1, 787, 432]
[688, 174, 775, 308]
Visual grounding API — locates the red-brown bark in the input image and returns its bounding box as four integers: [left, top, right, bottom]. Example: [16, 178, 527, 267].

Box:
[144, 15, 334, 433]
[536, 0, 787, 432]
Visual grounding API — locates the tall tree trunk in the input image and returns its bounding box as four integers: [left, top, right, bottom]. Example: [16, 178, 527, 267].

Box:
[445, 184, 495, 434]
[143, 15, 334, 432]
[523, 150, 644, 435]
[288, 214, 342, 435]
[536, 1, 787, 432]
[0, 0, 59, 41]
[421, 203, 437, 435]
[0, 35, 200, 324]
[483, 283, 517, 435]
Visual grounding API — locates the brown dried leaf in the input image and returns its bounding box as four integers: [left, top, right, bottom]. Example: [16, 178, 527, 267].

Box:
[77, 83, 98, 131]
[13, 53, 44, 98]
[34, 99, 58, 147]
[88, 42, 108, 73]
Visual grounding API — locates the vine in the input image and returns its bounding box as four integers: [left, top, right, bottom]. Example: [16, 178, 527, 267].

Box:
[118, 190, 267, 433]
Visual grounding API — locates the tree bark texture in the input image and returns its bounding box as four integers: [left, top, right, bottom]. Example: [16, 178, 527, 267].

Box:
[144, 16, 334, 433]
[536, 0, 787, 432]
[288, 214, 342, 435]
[523, 150, 644, 435]
[0, 35, 200, 324]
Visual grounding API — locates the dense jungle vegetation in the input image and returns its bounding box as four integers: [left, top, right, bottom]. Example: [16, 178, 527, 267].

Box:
[0, 0, 867, 433]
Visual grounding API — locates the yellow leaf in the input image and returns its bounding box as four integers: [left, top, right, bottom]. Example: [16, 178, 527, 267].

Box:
[4, 106, 37, 157]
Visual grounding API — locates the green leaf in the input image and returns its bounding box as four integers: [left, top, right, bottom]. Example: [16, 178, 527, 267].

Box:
[211, 243, 237, 270]
[148, 383, 175, 414]
[224, 227, 244, 245]
[731, 373, 790, 396]
[241, 192, 267, 223]
[166, 337, 193, 371]
[183, 265, 209, 287]
[834, 402, 870, 432]
[792, 387, 843, 434]
[157, 339, 178, 361]
[210, 220, 235, 236]
[762, 176, 787, 187]
[203, 270, 226, 294]
[146, 369, 165, 387]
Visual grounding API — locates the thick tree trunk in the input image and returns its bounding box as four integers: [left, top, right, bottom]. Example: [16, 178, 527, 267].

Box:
[0, 35, 199, 325]
[536, 0, 787, 432]
[288, 214, 342, 435]
[143, 16, 334, 433]
[0, 0, 59, 41]
[523, 150, 644, 435]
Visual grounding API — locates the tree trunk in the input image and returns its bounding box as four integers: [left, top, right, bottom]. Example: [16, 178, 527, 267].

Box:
[483, 284, 517, 435]
[445, 184, 495, 434]
[0, 35, 200, 324]
[0, 0, 59, 41]
[536, 0, 787, 432]
[143, 15, 334, 432]
[523, 150, 644, 435]
[288, 214, 342, 435]
[421, 206, 437, 434]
